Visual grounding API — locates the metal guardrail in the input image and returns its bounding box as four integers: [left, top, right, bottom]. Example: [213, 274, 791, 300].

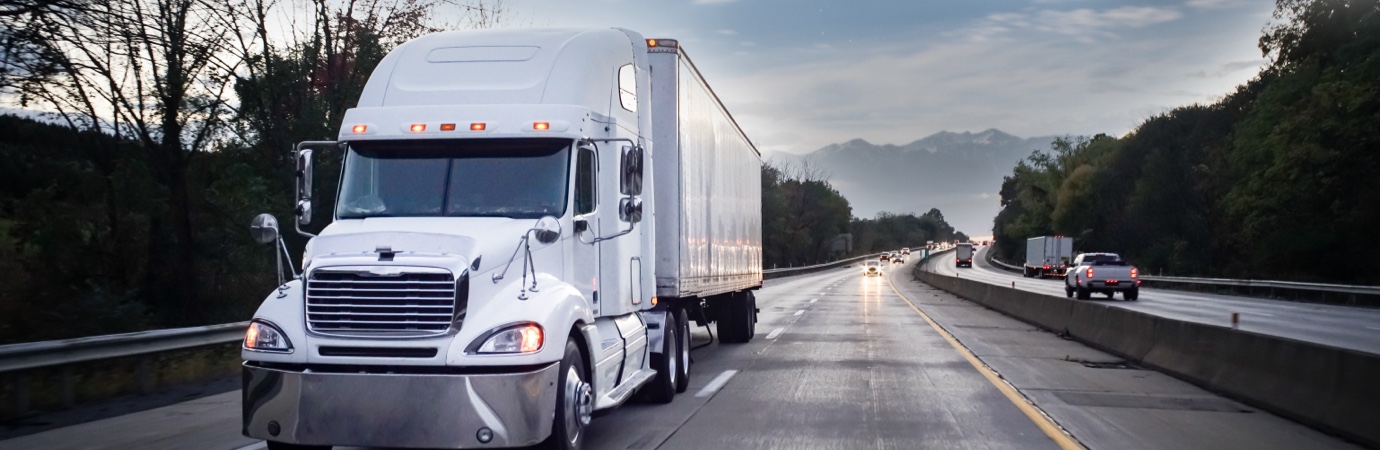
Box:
[763, 252, 882, 275]
[0, 252, 902, 377]
[0, 322, 249, 374]
[982, 249, 1380, 297]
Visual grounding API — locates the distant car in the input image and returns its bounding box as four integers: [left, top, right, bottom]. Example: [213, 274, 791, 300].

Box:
[880, 253, 890, 261]
[893, 253, 906, 264]
[901, 247, 911, 255]
[1065, 253, 1140, 301]
[864, 260, 882, 276]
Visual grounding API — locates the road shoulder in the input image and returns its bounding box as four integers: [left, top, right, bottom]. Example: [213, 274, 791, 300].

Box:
[891, 265, 1358, 450]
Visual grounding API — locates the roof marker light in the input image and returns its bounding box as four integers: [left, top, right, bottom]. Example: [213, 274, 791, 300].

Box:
[533, 122, 549, 131]
[351, 125, 367, 134]
[440, 123, 456, 131]
[471, 123, 486, 131]
[410, 124, 426, 132]
[647, 39, 658, 47]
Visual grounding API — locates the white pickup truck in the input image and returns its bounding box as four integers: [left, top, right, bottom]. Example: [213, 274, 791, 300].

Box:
[1064, 253, 1141, 301]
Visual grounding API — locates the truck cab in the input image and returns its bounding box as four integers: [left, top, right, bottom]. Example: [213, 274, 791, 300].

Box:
[241, 29, 761, 450]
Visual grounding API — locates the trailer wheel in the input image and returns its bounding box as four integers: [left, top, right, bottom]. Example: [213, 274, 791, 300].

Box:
[543, 340, 590, 450]
[716, 292, 754, 344]
[644, 311, 679, 404]
[675, 308, 691, 393]
[266, 442, 330, 450]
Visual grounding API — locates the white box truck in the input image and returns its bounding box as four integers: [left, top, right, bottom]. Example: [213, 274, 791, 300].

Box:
[1024, 235, 1073, 278]
[240, 29, 762, 450]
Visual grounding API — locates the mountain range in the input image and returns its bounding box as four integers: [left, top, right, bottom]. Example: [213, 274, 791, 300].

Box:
[765, 129, 1055, 236]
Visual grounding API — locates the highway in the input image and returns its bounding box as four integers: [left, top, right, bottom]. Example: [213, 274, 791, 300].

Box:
[0, 259, 1355, 450]
[926, 246, 1380, 355]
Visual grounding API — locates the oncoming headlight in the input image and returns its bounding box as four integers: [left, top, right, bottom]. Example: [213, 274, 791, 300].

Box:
[470, 323, 544, 354]
[244, 320, 293, 353]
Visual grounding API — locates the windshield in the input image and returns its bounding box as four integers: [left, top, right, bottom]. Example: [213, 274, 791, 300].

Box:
[336, 138, 571, 219]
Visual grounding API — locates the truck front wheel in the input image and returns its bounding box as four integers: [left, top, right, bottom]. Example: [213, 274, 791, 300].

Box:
[543, 340, 590, 450]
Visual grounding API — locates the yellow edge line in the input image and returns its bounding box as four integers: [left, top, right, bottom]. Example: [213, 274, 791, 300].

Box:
[887, 269, 1086, 450]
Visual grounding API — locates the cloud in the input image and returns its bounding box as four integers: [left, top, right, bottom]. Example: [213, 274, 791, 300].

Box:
[1186, 0, 1251, 9]
[978, 6, 1184, 42]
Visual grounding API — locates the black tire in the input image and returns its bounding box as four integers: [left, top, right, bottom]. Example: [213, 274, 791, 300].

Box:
[1065, 286, 1073, 298]
[674, 308, 691, 393]
[716, 292, 755, 344]
[1126, 289, 1139, 301]
[1022, 267, 1031, 278]
[644, 311, 678, 404]
[1075, 286, 1090, 300]
[266, 442, 330, 450]
[541, 340, 590, 450]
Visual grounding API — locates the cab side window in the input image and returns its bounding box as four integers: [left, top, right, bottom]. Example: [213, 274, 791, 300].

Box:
[575, 148, 597, 215]
[618, 64, 637, 112]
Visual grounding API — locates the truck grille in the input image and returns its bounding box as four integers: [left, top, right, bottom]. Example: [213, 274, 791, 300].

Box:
[306, 269, 459, 335]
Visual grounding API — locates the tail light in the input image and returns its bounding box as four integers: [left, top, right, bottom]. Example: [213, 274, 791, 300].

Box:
[1043, 264, 1050, 270]
[1131, 267, 1139, 278]
[1086, 267, 1094, 279]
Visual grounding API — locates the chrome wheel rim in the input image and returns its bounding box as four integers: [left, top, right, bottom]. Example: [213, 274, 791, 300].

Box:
[564, 365, 592, 444]
[679, 317, 691, 376]
[667, 326, 678, 387]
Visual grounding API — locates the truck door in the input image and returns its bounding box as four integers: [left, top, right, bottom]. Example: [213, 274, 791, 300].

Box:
[572, 144, 602, 314]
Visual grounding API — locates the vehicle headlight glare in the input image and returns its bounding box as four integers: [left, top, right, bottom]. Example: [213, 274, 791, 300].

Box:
[245, 320, 293, 352]
[476, 323, 544, 354]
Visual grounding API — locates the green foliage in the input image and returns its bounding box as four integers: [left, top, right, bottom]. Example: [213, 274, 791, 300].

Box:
[993, 0, 1380, 283]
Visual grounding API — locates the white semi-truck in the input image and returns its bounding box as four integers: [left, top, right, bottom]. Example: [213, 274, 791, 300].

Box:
[1024, 235, 1073, 278]
[240, 29, 762, 450]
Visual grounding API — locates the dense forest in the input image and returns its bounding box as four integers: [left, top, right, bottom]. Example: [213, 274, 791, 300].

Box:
[0, 0, 961, 343]
[761, 162, 967, 268]
[993, 0, 1380, 284]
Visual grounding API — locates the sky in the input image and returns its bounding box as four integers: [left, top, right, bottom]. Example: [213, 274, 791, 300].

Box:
[510, 0, 1277, 154]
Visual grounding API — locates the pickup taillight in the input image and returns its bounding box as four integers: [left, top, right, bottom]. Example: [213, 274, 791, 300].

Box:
[1131, 267, 1138, 278]
[1086, 267, 1094, 279]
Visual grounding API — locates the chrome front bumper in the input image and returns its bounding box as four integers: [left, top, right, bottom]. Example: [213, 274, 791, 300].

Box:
[243, 362, 559, 448]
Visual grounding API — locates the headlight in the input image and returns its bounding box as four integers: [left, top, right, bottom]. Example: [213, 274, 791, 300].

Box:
[471, 323, 544, 354]
[244, 320, 293, 353]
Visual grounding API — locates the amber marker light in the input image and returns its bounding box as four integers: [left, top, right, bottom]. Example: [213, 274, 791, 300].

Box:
[647, 39, 658, 47]
[471, 123, 487, 131]
[439, 123, 456, 131]
[351, 124, 367, 133]
[533, 122, 550, 131]
[410, 124, 426, 132]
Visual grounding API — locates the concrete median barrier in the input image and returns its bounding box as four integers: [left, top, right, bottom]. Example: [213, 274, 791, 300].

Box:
[914, 267, 1380, 448]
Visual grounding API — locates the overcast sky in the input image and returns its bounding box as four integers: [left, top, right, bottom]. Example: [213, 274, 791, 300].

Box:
[514, 0, 1275, 154]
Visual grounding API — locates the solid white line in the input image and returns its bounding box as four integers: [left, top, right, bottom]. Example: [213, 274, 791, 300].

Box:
[794, 310, 805, 316]
[695, 370, 739, 397]
[1242, 311, 1275, 317]
[766, 328, 785, 339]
[810, 298, 818, 303]
[1365, 326, 1380, 331]
[234, 442, 267, 450]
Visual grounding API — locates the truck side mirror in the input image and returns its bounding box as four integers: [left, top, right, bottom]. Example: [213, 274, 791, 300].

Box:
[619, 197, 643, 223]
[620, 145, 643, 196]
[296, 149, 314, 225]
[250, 213, 280, 245]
